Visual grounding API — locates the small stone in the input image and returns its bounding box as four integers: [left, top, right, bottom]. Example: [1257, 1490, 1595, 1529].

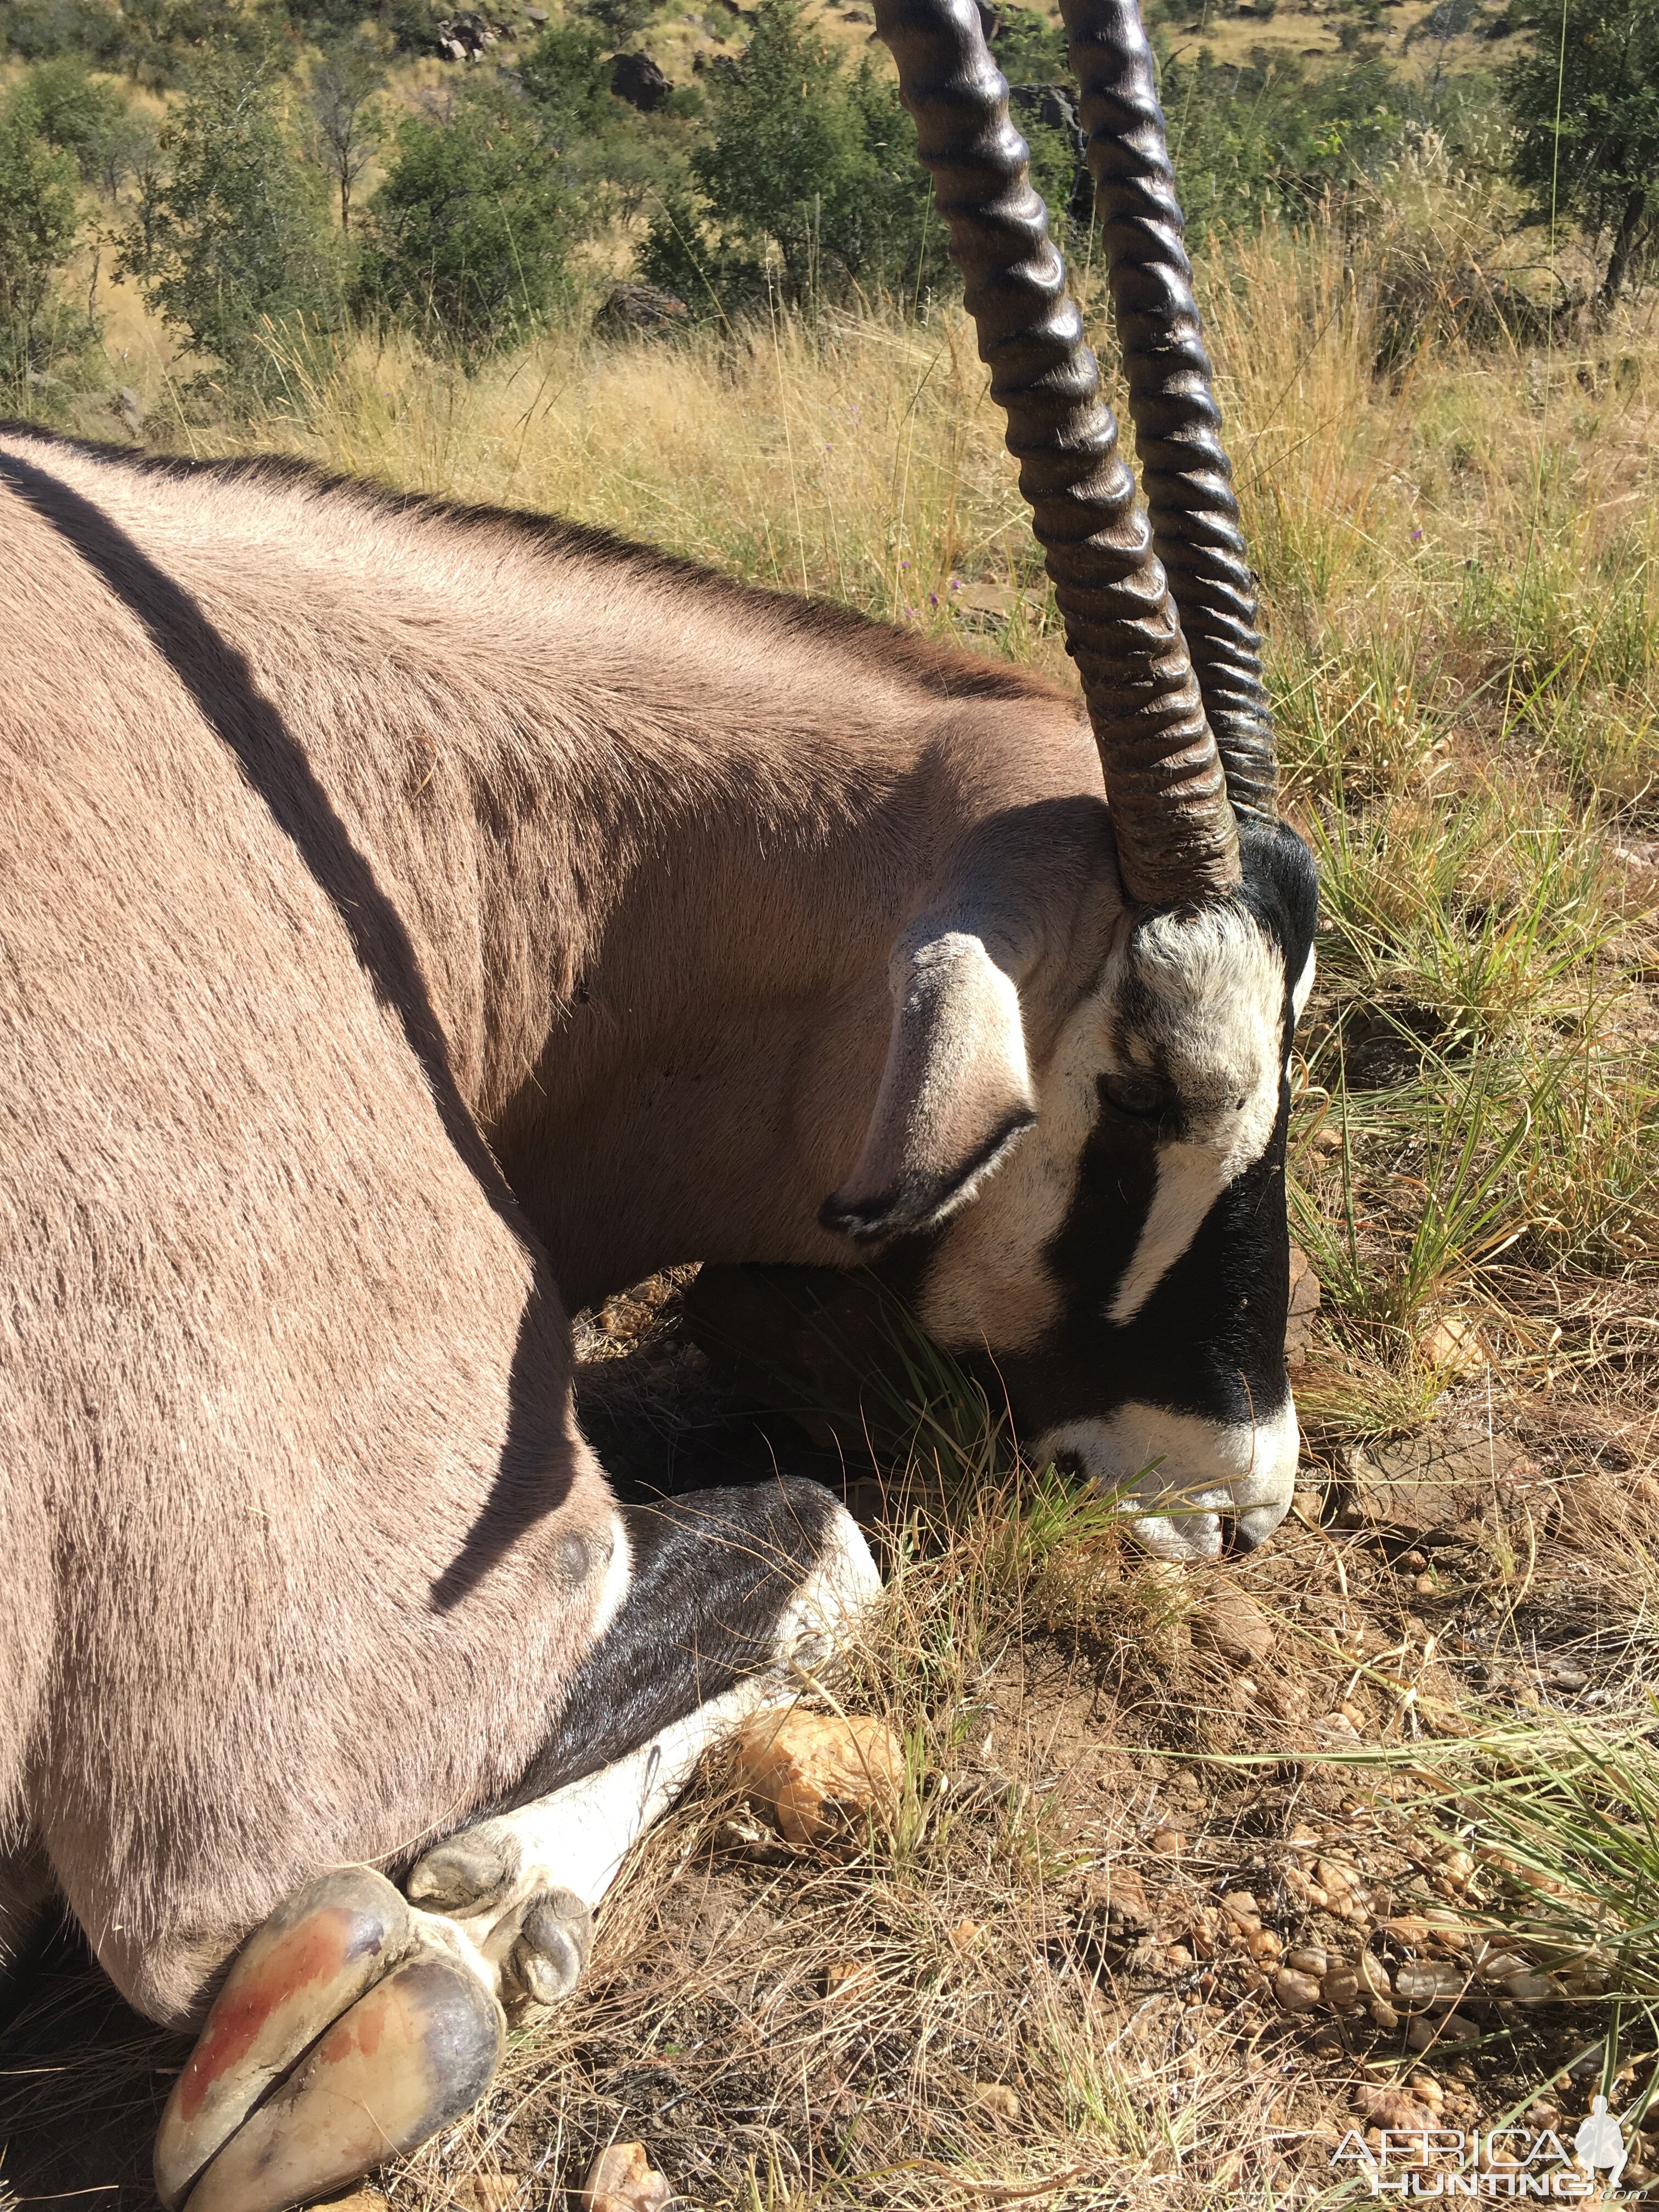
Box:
[448, 2183, 519, 2212]
[733, 1711, 904, 1844]
[1274, 1966, 1324, 2012]
[1380, 1915, 1434, 1948]
[1222, 1891, 1263, 1931]
[1421, 1315, 1485, 1376]
[1191, 1587, 1276, 1666]
[1103, 1865, 1151, 1929]
[948, 1918, 983, 1954]
[972, 2081, 1020, 2123]
[1246, 1929, 1282, 1961]
[823, 1956, 870, 1999]
[1150, 1827, 1186, 1855]
[578, 2144, 675, 2212]
[1165, 1943, 1194, 1970]
[1322, 1966, 1361, 2009]
[1500, 1969, 1560, 2003]
[1285, 1945, 1330, 1978]
[1357, 1950, 1392, 2000]
[1395, 1961, 1468, 2010]
[1358, 2087, 1434, 2130]
[1315, 1858, 1354, 1899]
[1371, 1997, 1401, 2029]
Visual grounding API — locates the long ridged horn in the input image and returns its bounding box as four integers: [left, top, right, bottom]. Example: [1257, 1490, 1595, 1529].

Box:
[1062, 0, 1277, 820]
[874, 0, 1240, 907]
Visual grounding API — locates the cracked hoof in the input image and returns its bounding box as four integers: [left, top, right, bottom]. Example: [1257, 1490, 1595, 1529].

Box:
[154, 1870, 503, 2212]
[155, 1868, 413, 2207]
[179, 1955, 500, 2212]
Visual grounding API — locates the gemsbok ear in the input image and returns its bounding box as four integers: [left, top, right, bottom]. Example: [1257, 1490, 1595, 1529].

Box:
[820, 928, 1037, 1244]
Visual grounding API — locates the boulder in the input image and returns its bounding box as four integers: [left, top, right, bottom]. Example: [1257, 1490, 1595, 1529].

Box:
[611, 50, 672, 110]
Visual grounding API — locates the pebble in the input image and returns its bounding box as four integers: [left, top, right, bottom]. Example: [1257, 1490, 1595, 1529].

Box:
[972, 2082, 1020, 2123]
[1370, 1997, 1401, 2029]
[1356, 1950, 1392, 2000]
[1285, 1945, 1330, 1978]
[1190, 1588, 1276, 1666]
[1315, 1858, 1354, 1899]
[1395, 1961, 1468, 2010]
[1274, 1966, 1324, 2012]
[732, 1711, 904, 1844]
[1150, 1827, 1186, 1855]
[579, 2144, 675, 2212]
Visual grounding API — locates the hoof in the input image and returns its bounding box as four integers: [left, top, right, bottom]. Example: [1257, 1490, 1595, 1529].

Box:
[178, 1954, 502, 2212]
[507, 1888, 594, 2006]
[407, 1821, 519, 1915]
[155, 1867, 412, 2208]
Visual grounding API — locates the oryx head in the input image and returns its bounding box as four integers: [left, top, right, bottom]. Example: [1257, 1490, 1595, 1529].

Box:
[827, 0, 1319, 1560]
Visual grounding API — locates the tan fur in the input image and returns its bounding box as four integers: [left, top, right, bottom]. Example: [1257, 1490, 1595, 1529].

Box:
[0, 427, 1117, 2026]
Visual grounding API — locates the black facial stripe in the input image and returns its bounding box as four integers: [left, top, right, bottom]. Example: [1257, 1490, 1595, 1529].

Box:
[955, 823, 1318, 1445]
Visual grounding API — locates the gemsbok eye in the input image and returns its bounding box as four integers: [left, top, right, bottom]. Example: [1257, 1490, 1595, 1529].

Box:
[1103, 1071, 1173, 1122]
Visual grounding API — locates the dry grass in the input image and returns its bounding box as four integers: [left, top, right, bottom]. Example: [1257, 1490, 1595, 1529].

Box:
[7, 205, 1659, 2208]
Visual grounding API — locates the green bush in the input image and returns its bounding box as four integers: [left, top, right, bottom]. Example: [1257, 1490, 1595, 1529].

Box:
[1156, 44, 1486, 234]
[354, 83, 566, 354]
[1, 0, 124, 66]
[0, 85, 83, 381]
[639, 0, 945, 313]
[122, 58, 341, 381]
[20, 54, 129, 177]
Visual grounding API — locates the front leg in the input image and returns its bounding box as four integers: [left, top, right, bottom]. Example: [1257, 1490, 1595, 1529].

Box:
[155, 1481, 879, 2212]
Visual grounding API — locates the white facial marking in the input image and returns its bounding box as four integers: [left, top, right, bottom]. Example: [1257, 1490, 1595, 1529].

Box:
[1036, 1396, 1300, 1563]
[1107, 906, 1288, 1324]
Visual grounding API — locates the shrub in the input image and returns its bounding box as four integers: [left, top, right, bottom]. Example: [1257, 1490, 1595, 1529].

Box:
[354, 84, 566, 354]
[122, 58, 341, 381]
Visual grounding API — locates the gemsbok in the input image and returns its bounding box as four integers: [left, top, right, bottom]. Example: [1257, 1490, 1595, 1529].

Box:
[0, 0, 1316, 2197]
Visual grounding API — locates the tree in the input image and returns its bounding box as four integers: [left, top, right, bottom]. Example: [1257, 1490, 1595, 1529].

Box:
[354, 83, 566, 353]
[123, 59, 341, 380]
[307, 37, 386, 230]
[1506, 0, 1659, 307]
[21, 55, 129, 178]
[640, 0, 944, 312]
[0, 85, 82, 375]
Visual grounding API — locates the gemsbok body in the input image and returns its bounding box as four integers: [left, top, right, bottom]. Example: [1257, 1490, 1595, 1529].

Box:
[0, 0, 1315, 2198]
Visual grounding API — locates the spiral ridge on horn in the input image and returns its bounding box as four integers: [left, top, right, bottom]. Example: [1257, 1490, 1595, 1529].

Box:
[1062, 0, 1277, 820]
[874, 0, 1241, 905]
